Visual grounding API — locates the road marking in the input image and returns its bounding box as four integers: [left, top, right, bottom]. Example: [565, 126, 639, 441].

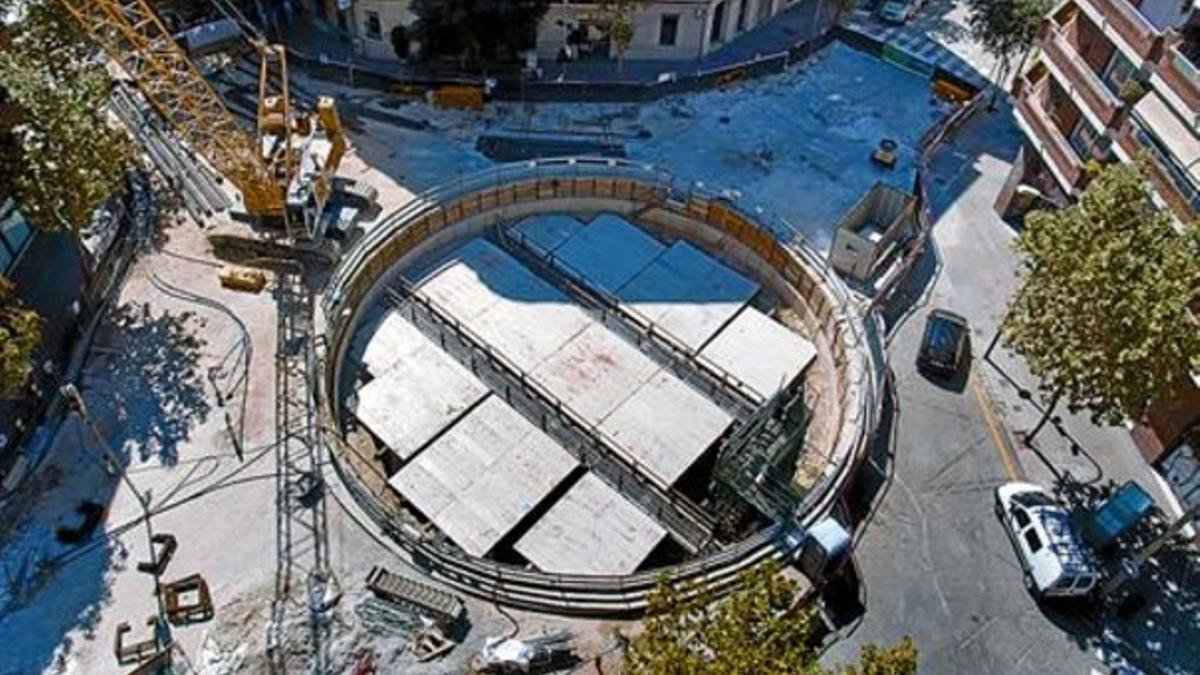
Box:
[969, 374, 1023, 481]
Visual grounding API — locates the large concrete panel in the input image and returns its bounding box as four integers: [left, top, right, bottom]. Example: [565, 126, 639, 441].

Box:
[700, 308, 817, 400]
[552, 214, 666, 293]
[515, 473, 667, 575]
[351, 318, 489, 461]
[349, 308, 427, 376]
[531, 323, 660, 422]
[415, 239, 592, 372]
[389, 397, 578, 557]
[616, 241, 759, 351]
[599, 370, 734, 486]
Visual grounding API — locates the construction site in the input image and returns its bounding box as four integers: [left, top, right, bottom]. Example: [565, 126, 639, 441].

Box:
[0, 0, 977, 672]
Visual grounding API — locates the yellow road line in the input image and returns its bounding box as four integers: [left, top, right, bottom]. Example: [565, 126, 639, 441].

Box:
[970, 374, 1023, 481]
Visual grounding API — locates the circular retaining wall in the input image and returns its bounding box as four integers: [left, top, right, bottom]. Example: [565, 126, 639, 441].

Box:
[319, 158, 887, 616]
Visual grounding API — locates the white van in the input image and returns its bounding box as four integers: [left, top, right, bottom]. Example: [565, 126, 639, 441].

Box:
[994, 482, 1100, 599]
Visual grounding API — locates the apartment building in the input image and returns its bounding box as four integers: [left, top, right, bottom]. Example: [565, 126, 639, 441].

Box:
[1002, 0, 1199, 508]
[1005, 0, 1197, 219]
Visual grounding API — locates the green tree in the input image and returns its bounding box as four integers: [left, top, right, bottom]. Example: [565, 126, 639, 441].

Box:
[0, 0, 133, 237]
[595, 0, 645, 76]
[965, 0, 1048, 106]
[410, 0, 550, 64]
[625, 560, 917, 675]
[0, 276, 41, 399]
[1004, 161, 1200, 431]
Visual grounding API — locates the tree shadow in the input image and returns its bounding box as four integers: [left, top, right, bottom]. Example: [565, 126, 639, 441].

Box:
[1040, 514, 1200, 675]
[79, 303, 211, 467]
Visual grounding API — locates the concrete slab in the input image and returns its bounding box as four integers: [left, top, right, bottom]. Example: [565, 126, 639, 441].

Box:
[511, 214, 585, 253]
[350, 308, 427, 376]
[514, 473, 666, 575]
[351, 319, 489, 460]
[599, 371, 733, 486]
[414, 239, 592, 372]
[552, 214, 666, 293]
[389, 397, 578, 557]
[700, 308, 817, 401]
[531, 323, 660, 422]
[616, 241, 759, 351]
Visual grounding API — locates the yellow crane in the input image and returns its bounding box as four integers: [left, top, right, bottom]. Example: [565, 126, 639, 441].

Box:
[56, 0, 352, 239]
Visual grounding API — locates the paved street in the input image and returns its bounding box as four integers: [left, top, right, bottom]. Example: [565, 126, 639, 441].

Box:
[824, 102, 1197, 674]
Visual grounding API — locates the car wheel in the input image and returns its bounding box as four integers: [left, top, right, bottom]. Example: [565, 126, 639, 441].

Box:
[994, 500, 1004, 520]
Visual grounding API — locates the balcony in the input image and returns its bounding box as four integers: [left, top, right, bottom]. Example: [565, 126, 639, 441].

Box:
[1155, 33, 1200, 128]
[1076, 0, 1164, 63]
[1041, 24, 1125, 128]
[1016, 78, 1085, 191]
[1117, 117, 1200, 223]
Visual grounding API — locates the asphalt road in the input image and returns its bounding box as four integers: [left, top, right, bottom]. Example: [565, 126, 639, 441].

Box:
[822, 107, 1110, 674]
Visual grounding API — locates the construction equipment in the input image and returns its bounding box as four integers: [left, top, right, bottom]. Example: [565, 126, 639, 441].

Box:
[56, 0, 371, 241]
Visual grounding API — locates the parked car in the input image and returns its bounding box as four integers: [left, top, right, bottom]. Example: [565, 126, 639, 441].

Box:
[994, 482, 1100, 599]
[916, 309, 969, 377]
[879, 0, 922, 24]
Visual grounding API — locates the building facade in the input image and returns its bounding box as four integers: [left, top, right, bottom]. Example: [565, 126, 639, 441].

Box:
[1002, 0, 1199, 506]
[537, 0, 789, 63]
[295, 0, 799, 64]
[1005, 0, 1198, 218]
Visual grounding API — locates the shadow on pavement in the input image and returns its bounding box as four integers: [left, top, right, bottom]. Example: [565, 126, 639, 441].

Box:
[79, 303, 211, 467]
[1040, 517, 1200, 675]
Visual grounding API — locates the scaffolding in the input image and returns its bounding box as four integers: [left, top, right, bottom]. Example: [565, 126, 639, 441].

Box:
[269, 270, 333, 673]
[711, 383, 809, 535]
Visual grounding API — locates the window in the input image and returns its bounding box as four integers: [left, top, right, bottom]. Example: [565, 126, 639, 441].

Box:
[659, 14, 680, 46]
[0, 199, 33, 275]
[735, 0, 748, 32]
[1022, 529, 1043, 554]
[364, 11, 382, 40]
[1013, 508, 1031, 529]
[1102, 52, 1138, 99]
[710, 1, 726, 43]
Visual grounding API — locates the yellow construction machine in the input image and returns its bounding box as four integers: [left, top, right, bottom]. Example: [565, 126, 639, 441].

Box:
[56, 0, 364, 240]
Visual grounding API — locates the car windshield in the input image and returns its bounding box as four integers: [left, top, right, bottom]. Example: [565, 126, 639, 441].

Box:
[925, 316, 963, 358]
[1012, 491, 1056, 508]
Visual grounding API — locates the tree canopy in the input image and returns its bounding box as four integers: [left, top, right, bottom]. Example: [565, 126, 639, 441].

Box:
[1005, 161, 1200, 425]
[965, 0, 1047, 72]
[0, 276, 40, 399]
[625, 560, 917, 675]
[0, 0, 133, 234]
[410, 0, 550, 64]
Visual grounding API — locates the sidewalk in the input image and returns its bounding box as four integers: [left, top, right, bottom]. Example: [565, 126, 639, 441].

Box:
[916, 102, 1184, 520]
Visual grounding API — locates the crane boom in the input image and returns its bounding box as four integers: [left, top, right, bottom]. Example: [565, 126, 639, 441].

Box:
[57, 0, 282, 216]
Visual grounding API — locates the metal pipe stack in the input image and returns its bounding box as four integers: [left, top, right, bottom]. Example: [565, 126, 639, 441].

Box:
[109, 82, 233, 224]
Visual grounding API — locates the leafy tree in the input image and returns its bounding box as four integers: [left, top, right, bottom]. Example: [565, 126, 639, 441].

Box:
[0, 276, 41, 399]
[965, 0, 1048, 105]
[390, 24, 410, 60]
[625, 560, 917, 675]
[595, 0, 645, 75]
[1004, 161, 1200, 431]
[410, 0, 550, 64]
[0, 0, 133, 238]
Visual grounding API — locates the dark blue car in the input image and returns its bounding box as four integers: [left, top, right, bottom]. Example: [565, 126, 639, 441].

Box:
[917, 309, 969, 377]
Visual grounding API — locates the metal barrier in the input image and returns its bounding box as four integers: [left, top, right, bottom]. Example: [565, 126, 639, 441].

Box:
[318, 157, 887, 615]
